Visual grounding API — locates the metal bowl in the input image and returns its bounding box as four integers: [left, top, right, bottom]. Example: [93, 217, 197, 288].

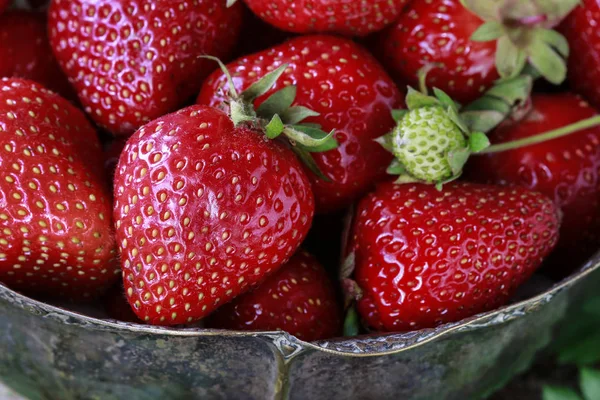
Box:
[1, 253, 599, 400]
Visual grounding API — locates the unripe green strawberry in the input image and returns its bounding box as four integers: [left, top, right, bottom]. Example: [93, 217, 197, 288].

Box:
[392, 106, 467, 183]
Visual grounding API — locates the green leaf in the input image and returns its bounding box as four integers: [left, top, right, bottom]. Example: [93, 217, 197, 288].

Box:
[558, 332, 600, 366]
[343, 307, 360, 337]
[446, 106, 470, 134]
[391, 109, 408, 122]
[433, 88, 459, 112]
[241, 64, 289, 101]
[469, 132, 491, 152]
[340, 253, 356, 279]
[229, 100, 255, 126]
[290, 146, 330, 181]
[256, 85, 297, 119]
[460, 0, 502, 21]
[536, 28, 570, 58]
[387, 159, 406, 175]
[581, 369, 600, 400]
[496, 36, 527, 79]
[542, 386, 583, 400]
[528, 38, 567, 84]
[471, 21, 505, 42]
[460, 110, 506, 133]
[199, 55, 238, 98]
[394, 174, 421, 184]
[281, 105, 320, 125]
[265, 114, 284, 139]
[375, 133, 394, 152]
[285, 125, 338, 152]
[226, 0, 238, 7]
[447, 147, 470, 176]
[299, 122, 322, 129]
[483, 75, 533, 105]
[405, 87, 439, 110]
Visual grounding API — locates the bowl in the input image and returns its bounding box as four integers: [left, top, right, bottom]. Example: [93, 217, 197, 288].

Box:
[1, 253, 599, 400]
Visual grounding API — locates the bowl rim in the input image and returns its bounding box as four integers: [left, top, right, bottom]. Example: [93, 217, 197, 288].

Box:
[2, 255, 598, 357]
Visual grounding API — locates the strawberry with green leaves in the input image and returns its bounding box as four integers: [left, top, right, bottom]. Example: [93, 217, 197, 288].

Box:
[0, 78, 119, 300]
[379, 0, 578, 104]
[208, 250, 341, 341]
[238, 0, 409, 37]
[344, 182, 560, 332]
[114, 65, 336, 325]
[197, 35, 403, 213]
[48, 0, 243, 136]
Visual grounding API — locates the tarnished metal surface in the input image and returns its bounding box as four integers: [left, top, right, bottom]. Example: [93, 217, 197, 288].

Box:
[0, 254, 599, 400]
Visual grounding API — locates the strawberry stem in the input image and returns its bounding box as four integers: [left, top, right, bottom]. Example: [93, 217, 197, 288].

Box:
[480, 116, 600, 154]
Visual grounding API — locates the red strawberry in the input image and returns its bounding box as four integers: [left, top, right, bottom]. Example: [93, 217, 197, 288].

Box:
[560, 0, 600, 110]
[240, 0, 408, 37]
[48, 0, 243, 136]
[0, 10, 76, 101]
[379, 0, 575, 105]
[197, 35, 403, 213]
[207, 250, 341, 341]
[0, 0, 10, 13]
[346, 181, 559, 332]
[379, 0, 498, 104]
[467, 93, 600, 270]
[113, 105, 315, 325]
[0, 78, 119, 299]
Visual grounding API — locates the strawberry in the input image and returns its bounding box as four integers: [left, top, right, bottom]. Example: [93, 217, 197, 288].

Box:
[345, 181, 560, 332]
[379, 0, 575, 105]
[467, 93, 600, 270]
[0, 0, 10, 13]
[0, 78, 119, 299]
[0, 10, 76, 101]
[240, 0, 408, 37]
[197, 35, 403, 213]
[113, 104, 316, 325]
[560, 0, 600, 110]
[207, 250, 341, 341]
[48, 0, 243, 136]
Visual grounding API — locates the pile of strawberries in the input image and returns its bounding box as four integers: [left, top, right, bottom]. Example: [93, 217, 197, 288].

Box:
[0, 0, 599, 342]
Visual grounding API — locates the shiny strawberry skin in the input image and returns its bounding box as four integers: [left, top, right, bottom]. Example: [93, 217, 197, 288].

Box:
[113, 105, 314, 325]
[49, 0, 243, 136]
[467, 93, 600, 269]
[560, 1, 600, 110]
[0, 78, 119, 299]
[207, 250, 341, 341]
[348, 182, 560, 332]
[242, 0, 408, 36]
[0, 11, 75, 101]
[197, 35, 403, 213]
[380, 0, 498, 105]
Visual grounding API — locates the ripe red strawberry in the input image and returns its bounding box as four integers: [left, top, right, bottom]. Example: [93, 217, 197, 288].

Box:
[48, 0, 243, 136]
[0, 0, 10, 13]
[240, 0, 408, 36]
[0, 78, 119, 299]
[379, 0, 498, 104]
[113, 105, 315, 325]
[197, 35, 403, 213]
[467, 93, 600, 270]
[207, 250, 341, 341]
[346, 182, 560, 332]
[560, 1, 600, 110]
[0, 10, 75, 101]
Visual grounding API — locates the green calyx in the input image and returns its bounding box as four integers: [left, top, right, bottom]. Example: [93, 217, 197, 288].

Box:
[378, 87, 490, 188]
[462, 0, 579, 85]
[201, 56, 338, 180]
